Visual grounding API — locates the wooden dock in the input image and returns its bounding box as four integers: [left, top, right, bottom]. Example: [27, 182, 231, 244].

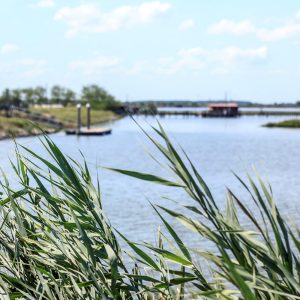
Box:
[66, 128, 112, 136]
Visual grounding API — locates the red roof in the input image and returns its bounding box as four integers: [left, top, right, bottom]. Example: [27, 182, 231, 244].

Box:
[208, 103, 238, 108]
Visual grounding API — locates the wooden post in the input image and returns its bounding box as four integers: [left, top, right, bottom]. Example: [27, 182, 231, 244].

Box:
[86, 103, 91, 130]
[77, 103, 81, 134]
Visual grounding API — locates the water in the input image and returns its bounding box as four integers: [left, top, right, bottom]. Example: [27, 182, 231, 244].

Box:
[158, 106, 300, 113]
[1, 115, 300, 246]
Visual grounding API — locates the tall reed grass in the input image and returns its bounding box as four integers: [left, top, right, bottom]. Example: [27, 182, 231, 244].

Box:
[0, 124, 299, 299]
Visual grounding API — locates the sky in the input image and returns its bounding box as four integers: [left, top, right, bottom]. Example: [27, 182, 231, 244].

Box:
[0, 0, 300, 102]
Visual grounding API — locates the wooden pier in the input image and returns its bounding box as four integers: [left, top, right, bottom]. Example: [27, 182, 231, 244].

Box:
[66, 128, 112, 136]
[65, 103, 112, 136]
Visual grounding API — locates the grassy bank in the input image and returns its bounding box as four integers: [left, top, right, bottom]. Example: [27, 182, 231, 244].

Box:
[32, 106, 120, 127]
[0, 116, 57, 140]
[264, 119, 300, 128]
[0, 106, 120, 140]
[0, 124, 300, 299]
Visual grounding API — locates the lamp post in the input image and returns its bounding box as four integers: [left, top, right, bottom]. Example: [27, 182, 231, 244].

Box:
[77, 103, 81, 134]
[86, 103, 91, 130]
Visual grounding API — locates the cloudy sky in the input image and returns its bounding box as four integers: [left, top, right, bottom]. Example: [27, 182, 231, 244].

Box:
[0, 0, 300, 102]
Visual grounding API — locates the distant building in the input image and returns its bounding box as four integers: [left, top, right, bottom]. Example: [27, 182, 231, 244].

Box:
[203, 103, 239, 117]
[33, 104, 63, 109]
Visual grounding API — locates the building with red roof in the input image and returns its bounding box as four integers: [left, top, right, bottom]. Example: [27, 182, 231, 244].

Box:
[203, 103, 239, 117]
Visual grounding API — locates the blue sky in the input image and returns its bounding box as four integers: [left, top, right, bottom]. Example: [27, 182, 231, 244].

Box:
[0, 0, 300, 102]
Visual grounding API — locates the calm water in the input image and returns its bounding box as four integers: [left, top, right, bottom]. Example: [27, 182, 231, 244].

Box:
[1, 115, 300, 245]
[158, 106, 300, 112]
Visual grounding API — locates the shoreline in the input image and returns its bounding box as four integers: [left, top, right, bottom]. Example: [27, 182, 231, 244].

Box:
[0, 108, 123, 141]
[147, 111, 300, 117]
[0, 128, 60, 141]
[263, 119, 300, 128]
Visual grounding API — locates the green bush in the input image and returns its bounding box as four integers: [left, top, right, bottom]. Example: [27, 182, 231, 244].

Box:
[264, 119, 300, 128]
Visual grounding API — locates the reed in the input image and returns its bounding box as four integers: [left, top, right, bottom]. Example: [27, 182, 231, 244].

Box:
[0, 124, 299, 299]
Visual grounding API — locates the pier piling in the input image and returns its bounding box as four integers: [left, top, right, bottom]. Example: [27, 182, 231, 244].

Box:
[77, 103, 81, 133]
[86, 103, 91, 129]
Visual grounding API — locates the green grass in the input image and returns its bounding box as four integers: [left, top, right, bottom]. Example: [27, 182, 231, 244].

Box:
[32, 106, 120, 127]
[0, 116, 56, 139]
[0, 123, 300, 299]
[264, 119, 300, 128]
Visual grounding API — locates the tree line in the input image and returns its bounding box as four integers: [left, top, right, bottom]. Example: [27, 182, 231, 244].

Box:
[0, 84, 119, 110]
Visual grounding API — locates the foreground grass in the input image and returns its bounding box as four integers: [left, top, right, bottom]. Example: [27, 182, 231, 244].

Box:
[0, 116, 56, 140]
[264, 119, 300, 128]
[0, 124, 300, 299]
[32, 106, 120, 127]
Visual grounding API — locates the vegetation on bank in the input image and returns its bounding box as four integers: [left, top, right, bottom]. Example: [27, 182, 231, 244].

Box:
[264, 119, 300, 128]
[0, 106, 120, 139]
[143, 110, 300, 117]
[0, 116, 57, 140]
[0, 124, 300, 299]
[127, 99, 300, 108]
[32, 106, 120, 127]
[0, 84, 123, 138]
[0, 84, 120, 109]
[243, 111, 300, 116]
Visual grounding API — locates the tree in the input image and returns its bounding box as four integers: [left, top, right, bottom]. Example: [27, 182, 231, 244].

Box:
[0, 85, 117, 108]
[81, 85, 118, 109]
[10, 89, 23, 107]
[51, 85, 76, 106]
[0, 89, 11, 104]
[34, 86, 47, 104]
[63, 89, 76, 106]
[22, 88, 36, 105]
[51, 85, 64, 104]
[0, 89, 13, 116]
[21, 87, 47, 105]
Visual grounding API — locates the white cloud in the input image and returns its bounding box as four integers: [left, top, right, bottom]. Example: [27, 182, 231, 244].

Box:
[70, 56, 120, 75]
[178, 47, 209, 57]
[18, 58, 47, 66]
[257, 24, 300, 41]
[158, 46, 268, 74]
[216, 46, 268, 64]
[55, 2, 171, 38]
[36, 0, 55, 8]
[126, 61, 151, 75]
[0, 44, 19, 54]
[179, 19, 195, 31]
[208, 19, 255, 35]
[208, 14, 300, 42]
[18, 59, 48, 77]
[158, 56, 205, 74]
[71, 46, 267, 77]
